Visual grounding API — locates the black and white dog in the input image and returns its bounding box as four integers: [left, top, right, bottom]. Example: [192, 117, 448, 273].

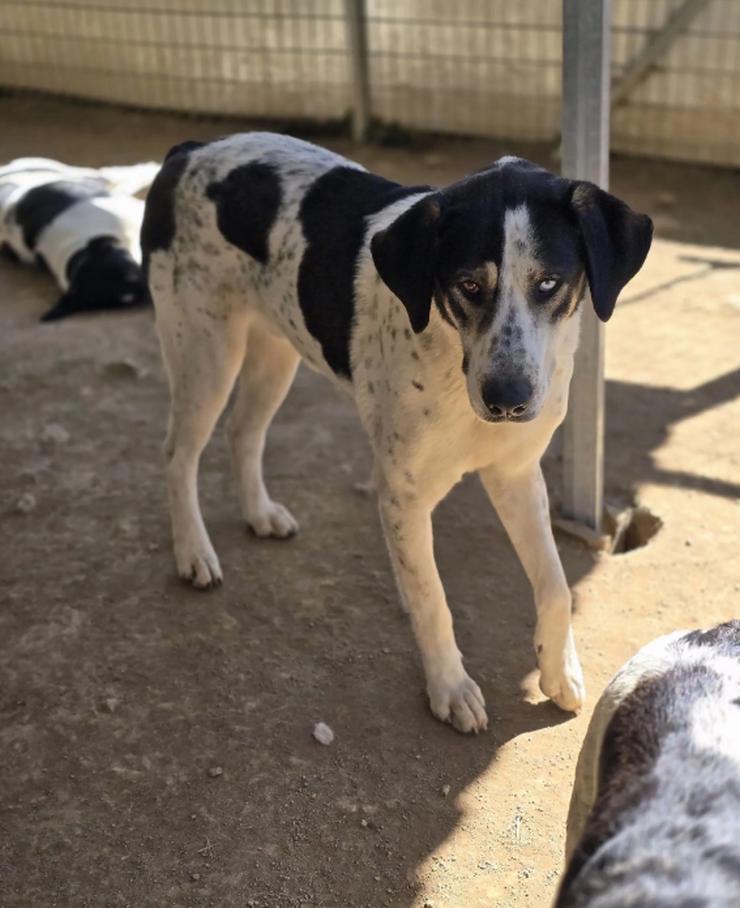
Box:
[141, 134, 652, 732]
[0, 157, 158, 321]
[558, 621, 740, 906]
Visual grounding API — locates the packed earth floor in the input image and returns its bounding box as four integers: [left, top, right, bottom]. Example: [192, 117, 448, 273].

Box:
[1, 96, 739, 908]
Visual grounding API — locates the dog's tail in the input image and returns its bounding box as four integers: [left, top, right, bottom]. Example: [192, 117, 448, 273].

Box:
[97, 161, 161, 197]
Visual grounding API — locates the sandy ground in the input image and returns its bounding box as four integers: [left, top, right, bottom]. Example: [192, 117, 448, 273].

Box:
[1, 96, 739, 908]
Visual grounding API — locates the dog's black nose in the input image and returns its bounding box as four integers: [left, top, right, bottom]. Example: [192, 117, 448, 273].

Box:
[482, 376, 533, 419]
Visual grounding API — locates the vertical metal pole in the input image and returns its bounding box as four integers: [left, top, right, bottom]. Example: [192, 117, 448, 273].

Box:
[561, 0, 611, 529]
[344, 0, 371, 142]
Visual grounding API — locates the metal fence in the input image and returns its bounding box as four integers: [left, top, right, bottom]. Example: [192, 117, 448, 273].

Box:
[0, 0, 739, 167]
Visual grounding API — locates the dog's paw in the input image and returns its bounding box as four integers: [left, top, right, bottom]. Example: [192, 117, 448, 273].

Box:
[428, 671, 488, 734]
[175, 538, 223, 590]
[247, 501, 298, 539]
[538, 637, 585, 713]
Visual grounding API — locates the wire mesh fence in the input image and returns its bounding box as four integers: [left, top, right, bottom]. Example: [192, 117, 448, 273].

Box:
[0, 0, 738, 167]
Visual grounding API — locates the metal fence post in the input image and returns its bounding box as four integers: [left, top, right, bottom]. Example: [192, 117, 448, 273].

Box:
[561, 0, 611, 529]
[344, 0, 371, 142]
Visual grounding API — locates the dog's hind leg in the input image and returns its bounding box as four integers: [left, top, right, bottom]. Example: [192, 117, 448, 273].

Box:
[227, 319, 300, 538]
[479, 462, 585, 712]
[156, 283, 248, 588]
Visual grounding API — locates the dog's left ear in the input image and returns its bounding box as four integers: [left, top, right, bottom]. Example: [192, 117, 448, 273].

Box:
[370, 194, 443, 333]
[570, 182, 653, 322]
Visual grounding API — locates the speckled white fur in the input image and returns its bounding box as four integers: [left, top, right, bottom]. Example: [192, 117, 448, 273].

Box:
[149, 133, 586, 733]
[566, 628, 740, 858]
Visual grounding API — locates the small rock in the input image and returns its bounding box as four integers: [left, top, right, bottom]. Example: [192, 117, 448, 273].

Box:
[360, 818, 368, 828]
[312, 722, 334, 746]
[190, 872, 200, 881]
[102, 358, 146, 380]
[101, 697, 119, 713]
[207, 766, 224, 778]
[441, 784, 451, 798]
[117, 518, 137, 538]
[40, 423, 70, 445]
[654, 191, 677, 208]
[15, 492, 37, 514]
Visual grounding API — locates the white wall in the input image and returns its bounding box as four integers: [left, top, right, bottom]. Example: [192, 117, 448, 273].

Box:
[0, 0, 738, 166]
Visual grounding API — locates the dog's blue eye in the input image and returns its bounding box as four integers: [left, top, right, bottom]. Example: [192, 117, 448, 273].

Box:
[537, 277, 560, 297]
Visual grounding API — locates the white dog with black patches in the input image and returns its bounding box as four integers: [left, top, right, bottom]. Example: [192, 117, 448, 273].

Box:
[558, 621, 740, 906]
[0, 157, 158, 320]
[141, 133, 652, 733]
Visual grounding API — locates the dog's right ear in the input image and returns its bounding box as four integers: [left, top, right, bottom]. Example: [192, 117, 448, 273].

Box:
[40, 291, 82, 322]
[370, 195, 442, 333]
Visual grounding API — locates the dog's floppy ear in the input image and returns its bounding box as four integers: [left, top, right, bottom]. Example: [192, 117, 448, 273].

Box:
[370, 194, 442, 333]
[40, 291, 82, 322]
[571, 182, 653, 322]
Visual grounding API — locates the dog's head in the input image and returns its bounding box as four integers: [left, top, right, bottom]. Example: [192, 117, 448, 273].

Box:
[41, 238, 151, 322]
[371, 158, 652, 423]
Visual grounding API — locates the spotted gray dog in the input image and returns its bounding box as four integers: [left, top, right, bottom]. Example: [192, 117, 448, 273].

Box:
[558, 621, 740, 906]
[141, 133, 652, 733]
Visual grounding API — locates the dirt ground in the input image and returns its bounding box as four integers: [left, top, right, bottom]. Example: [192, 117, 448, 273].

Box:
[1, 96, 739, 908]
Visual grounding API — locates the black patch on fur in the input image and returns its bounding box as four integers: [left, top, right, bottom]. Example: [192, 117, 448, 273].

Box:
[13, 178, 110, 250]
[446, 294, 468, 325]
[684, 619, 740, 654]
[432, 289, 455, 327]
[206, 161, 282, 264]
[298, 166, 429, 378]
[164, 140, 206, 162]
[41, 237, 150, 322]
[140, 141, 204, 279]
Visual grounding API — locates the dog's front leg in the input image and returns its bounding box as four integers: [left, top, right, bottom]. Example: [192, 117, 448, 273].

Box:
[479, 462, 585, 712]
[378, 486, 487, 733]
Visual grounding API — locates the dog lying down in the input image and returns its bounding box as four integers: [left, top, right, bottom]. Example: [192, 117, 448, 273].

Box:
[557, 621, 740, 906]
[0, 157, 159, 321]
[142, 134, 652, 732]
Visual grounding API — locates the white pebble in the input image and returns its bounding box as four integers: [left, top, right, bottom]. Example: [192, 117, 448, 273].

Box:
[312, 721, 334, 746]
[40, 423, 70, 444]
[16, 492, 37, 514]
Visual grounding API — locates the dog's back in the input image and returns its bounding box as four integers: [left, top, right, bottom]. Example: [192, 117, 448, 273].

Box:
[558, 621, 740, 907]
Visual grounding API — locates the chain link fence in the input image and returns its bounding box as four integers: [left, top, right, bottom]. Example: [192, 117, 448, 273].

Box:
[0, 0, 738, 166]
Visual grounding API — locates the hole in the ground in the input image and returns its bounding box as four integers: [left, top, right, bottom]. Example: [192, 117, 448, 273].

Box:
[606, 505, 663, 554]
[552, 504, 663, 553]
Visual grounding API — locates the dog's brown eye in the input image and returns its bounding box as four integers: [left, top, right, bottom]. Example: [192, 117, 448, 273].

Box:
[459, 280, 480, 296]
